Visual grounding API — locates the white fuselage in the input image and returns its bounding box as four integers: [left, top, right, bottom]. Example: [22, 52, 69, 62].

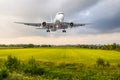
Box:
[51, 12, 64, 31]
[54, 12, 64, 22]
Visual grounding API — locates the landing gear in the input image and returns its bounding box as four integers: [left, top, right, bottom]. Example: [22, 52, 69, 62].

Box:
[46, 30, 50, 32]
[62, 30, 66, 33]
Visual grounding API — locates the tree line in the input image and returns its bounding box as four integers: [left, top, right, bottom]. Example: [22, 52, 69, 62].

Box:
[0, 43, 120, 51]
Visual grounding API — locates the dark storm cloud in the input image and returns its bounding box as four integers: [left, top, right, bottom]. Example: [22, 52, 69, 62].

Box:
[86, 0, 120, 34]
[70, 0, 120, 36]
[92, 13, 120, 33]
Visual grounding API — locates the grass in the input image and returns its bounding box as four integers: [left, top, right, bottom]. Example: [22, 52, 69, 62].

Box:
[0, 48, 120, 80]
[0, 48, 120, 63]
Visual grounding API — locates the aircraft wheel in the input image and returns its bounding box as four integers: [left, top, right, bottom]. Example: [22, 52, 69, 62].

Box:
[47, 30, 50, 32]
[62, 30, 66, 32]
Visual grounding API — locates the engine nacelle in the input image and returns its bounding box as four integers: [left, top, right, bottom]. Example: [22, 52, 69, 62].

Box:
[42, 22, 47, 26]
[70, 22, 74, 27]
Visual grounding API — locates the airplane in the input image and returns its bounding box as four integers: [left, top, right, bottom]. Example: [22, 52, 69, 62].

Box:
[15, 12, 91, 32]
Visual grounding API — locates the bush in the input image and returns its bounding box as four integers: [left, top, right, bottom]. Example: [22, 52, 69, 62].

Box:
[23, 57, 45, 76]
[117, 63, 120, 67]
[106, 61, 110, 67]
[4, 55, 20, 71]
[96, 58, 105, 67]
[0, 67, 9, 80]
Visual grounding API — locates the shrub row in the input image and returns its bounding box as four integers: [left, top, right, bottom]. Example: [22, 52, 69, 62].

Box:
[4, 56, 45, 76]
[0, 55, 119, 80]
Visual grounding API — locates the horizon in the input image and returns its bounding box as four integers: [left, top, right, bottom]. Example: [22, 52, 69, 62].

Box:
[0, 42, 120, 45]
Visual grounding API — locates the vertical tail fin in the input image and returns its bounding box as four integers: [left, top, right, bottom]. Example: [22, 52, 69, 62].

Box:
[51, 16, 53, 22]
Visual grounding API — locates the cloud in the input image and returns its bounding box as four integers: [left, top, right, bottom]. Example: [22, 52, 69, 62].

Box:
[86, 0, 120, 33]
[0, 0, 100, 19]
[92, 14, 120, 33]
[0, 0, 120, 44]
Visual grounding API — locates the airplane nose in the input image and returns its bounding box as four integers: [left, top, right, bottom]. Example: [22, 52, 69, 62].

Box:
[56, 25, 59, 28]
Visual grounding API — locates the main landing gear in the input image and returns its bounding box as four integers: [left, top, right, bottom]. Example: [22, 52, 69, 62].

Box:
[46, 30, 50, 32]
[62, 30, 66, 33]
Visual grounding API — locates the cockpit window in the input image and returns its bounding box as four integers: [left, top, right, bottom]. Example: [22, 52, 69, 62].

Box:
[58, 12, 64, 14]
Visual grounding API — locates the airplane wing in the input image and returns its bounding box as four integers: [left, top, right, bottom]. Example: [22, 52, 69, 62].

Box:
[62, 22, 91, 28]
[15, 22, 54, 29]
[15, 22, 41, 27]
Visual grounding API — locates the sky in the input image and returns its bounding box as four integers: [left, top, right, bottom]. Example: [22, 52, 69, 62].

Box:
[0, 0, 120, 45]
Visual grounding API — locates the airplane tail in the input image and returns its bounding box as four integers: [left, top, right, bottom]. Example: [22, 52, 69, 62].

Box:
[51, 16, 53, 22]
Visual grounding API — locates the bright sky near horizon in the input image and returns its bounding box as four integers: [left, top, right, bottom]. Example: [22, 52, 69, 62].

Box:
[0, 0, 120, 45]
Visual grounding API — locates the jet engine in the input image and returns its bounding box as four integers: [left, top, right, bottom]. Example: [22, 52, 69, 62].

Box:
[42, 22, 47, 26]
[70, 22, 74, 27]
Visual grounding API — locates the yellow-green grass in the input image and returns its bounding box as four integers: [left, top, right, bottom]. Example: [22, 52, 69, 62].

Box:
[0, 48, 120, 63]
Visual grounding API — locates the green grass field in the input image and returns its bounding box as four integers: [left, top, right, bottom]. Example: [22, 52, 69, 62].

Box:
[0, 48, 120, 63]
[0, 48, 120, 80]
